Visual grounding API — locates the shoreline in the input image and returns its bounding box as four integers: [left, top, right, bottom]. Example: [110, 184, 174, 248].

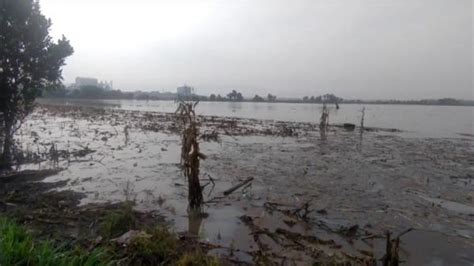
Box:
[40, 97, 474, 107]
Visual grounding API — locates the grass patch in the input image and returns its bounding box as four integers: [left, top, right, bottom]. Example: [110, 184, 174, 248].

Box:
[177, 250, 220, 266]
[100, 202, 137, 239]
[0, 208, 221, 266]
[125, 226, 177, 265]
[0, 217, 112, 265]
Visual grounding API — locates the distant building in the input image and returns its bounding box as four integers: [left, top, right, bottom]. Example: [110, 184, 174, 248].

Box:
[177, 85, 193, 96]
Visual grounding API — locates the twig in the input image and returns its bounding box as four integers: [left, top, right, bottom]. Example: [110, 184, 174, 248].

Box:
[223, 177, 254, 196]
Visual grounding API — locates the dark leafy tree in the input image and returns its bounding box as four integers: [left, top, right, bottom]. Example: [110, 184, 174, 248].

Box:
[227, 90, 244, 101]
[236, 92, 243, 101]
[253, 94, 264, 102]
[42, 84, 67, 98]
[267, 93, 277, 102]
[321, 94, 343, 103]
[0, 0, 73, 169]
[227, 90, 236, 100]
[209, 94, 216, 101]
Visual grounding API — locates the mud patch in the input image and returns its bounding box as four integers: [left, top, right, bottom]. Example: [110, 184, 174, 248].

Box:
[2, 104, 473, 265]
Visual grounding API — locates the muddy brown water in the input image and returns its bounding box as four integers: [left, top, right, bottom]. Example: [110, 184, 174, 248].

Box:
[12, 104, 474, 265]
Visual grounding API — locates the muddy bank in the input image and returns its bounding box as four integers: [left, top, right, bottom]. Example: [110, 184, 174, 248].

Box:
[2, 104, 474, 265]
[0, 169, 224, 265]
[0, 169, 163, 243]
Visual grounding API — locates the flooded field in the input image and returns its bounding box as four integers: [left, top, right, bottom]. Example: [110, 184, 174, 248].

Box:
[5, 103, 474, 265]
[39, 98, 474, 139]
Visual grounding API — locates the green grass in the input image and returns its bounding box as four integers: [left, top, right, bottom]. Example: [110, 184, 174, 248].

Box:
[0, 218, 111, 266]
[177, 250, 220, 266]
[0, 215, 220, 266]
[125, 226, 178, 265]
[100, 202, 137, 239]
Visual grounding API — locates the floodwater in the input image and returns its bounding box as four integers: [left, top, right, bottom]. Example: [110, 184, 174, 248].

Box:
[17, 103, 474, 265]
[38, 98, 474, 138]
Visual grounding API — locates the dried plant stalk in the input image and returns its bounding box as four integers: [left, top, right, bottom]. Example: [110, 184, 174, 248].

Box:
[319, 103, 329, 131]
[175, 101, 206, 209]
[360, 107, 366, 133]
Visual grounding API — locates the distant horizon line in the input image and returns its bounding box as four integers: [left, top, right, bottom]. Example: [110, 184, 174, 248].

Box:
[105, 89, 474, 102]
[62, 82, 473, 102]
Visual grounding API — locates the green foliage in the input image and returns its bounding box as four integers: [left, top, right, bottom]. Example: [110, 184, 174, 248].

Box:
[0, 218, 33, 264]
[0, 216, 218, 265]
[177, 250, 220, 266]
[42, 84, 68, 98]
[100, 202, 137, 239]
[0, 0, 73, 110]
[126, 226, 177, 264]
[0, 0, 73, 168]
[0, 218, 112, 266]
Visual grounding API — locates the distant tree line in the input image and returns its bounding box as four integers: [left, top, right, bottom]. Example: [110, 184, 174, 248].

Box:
[43, 85, 135, 99]
[43, 87, 281, 103]
[301, 94, 343, 104]
[42, 86, 473, 106]
[341, 98, 473, 106]
[208, 91, 277, 102]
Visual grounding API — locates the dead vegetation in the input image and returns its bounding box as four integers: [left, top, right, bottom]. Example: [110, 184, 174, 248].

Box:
[200, 129, 219, 142]
[360, 106, 366, 133]
[3, 104, 456, 265]
[175, 101, 206, 209]
[0, 170, 220, 265]
[319, 103, 329, 132]
[35, 104, 397, 141]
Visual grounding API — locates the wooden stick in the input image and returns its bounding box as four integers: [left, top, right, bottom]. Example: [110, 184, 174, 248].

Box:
[223, 177, 254, 195]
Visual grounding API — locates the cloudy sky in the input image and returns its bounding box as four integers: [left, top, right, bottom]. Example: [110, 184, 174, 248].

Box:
[40, 0, 472, 100]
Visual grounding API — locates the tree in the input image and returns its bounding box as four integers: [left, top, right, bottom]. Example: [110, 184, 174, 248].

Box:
[253, 94, 264, 102]
[236, 92, 243, 101]
[227, 90, 243, 101]
[209, 94, 216, 101]
[0, 0, 74, 169]
[267, 93, 277, 102]
[321, 94, 343, 103]
[437, 98, 459, 105]
[42, 84, 67, 98]
[227, 90, 237, 101]
[76, 85, 104, 98]
[227, 90, 235, 100]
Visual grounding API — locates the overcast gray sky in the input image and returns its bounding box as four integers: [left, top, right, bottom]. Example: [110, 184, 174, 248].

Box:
[40, 0, 472, 100]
